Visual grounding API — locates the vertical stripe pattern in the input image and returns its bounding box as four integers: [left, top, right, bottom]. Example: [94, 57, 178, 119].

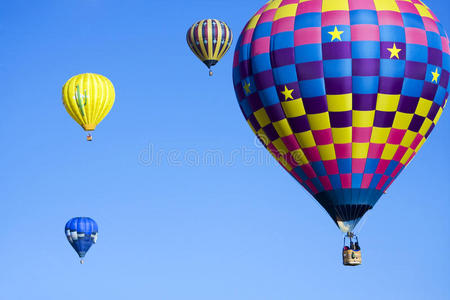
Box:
[62, 73, 115, 131]
[187, 19, 233, 69]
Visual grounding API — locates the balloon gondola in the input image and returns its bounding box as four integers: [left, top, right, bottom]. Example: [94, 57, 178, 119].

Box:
[342, 232, 361, 266]
[233, 0, 449, 265]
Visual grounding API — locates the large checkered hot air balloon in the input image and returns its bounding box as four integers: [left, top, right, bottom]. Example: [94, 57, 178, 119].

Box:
[233, 0, 448, 264]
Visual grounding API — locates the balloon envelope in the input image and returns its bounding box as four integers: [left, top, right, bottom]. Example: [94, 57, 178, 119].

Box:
[62, 73, 115, 132]
[233, 0, 449, 232]
[65, 217, 98, 258]
[187, 19, 233, 70]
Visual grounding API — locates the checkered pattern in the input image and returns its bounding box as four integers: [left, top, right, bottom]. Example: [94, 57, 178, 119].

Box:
[233, 0, 448, 232]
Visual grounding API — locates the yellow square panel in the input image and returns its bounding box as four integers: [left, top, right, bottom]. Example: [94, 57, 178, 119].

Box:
[274, 4, 298, 21]
[273, 119, 294, 137]
[295, 131, 316, 148]
[352, 143, 370, 159]
[376, 94, 400, 111]
[265, 0, 282, 11]
[332, 127, 352, 144]
[272, 138, 289, 155]
[401, 148, 414, 164]
[418, 118, 432, 136]
[353, 110, 375, 127]
[291, 149, 308, 165]
[374, 0, 400, 12]
[415, 4, 433, 18]
[282, 99, 306, 118]
[246, 15, 261, 30]
[381, 143, 399, 160]
[433, 107, 443, 124]
[327, 94, 352, 112]
[307, 112, 331, 130]
[317, 144, 336, 161]
[392, 112, 413, 130]
[253, 108, 271, 128]
[415, 137, 426, 152]
[370, 127, 390, 144]
[322, 0, 349, 12]
[400, 130, 417, 148]
[278, 156, 293, 171]
[415, 98, 433, 117]
[418, 0, 429, 8]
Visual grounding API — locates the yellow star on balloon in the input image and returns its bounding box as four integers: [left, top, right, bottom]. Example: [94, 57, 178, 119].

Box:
[281, 85, 294, 101]
[328, 26, 344, 42]
[431, 68, 440, 83]
[243, 82, 251, 94]
[387, 43, 402, 59]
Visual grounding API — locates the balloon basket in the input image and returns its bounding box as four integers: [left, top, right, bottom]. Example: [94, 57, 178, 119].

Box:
[87, 134, 93, 142]
[342, 232, 362, 266]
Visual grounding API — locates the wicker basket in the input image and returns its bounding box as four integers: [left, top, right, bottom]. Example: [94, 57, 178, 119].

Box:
[343, 249, 362, 266]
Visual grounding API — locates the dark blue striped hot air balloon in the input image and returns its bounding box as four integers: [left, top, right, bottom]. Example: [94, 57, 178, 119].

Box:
[65, 217, 98, 264]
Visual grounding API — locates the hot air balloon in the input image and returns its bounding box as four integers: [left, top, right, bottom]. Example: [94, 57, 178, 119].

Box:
[187, 19, 233, 76]
[233, 0, 448, 265]
[65, 217, 98, 264]
[62, 73, 115, 141]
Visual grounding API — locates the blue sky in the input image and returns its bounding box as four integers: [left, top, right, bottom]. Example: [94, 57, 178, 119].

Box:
[0, 0, 449, 299]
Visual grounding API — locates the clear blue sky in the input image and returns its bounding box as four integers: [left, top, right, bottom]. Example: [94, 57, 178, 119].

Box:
[0, 0, 449, 299]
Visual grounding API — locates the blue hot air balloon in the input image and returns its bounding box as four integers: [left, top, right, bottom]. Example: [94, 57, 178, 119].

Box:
[65, 217, 98, 264]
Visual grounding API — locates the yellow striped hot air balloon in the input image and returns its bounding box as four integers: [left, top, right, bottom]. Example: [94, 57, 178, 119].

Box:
[186, 19, 233, 76]
[62, 73, 115, 141]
